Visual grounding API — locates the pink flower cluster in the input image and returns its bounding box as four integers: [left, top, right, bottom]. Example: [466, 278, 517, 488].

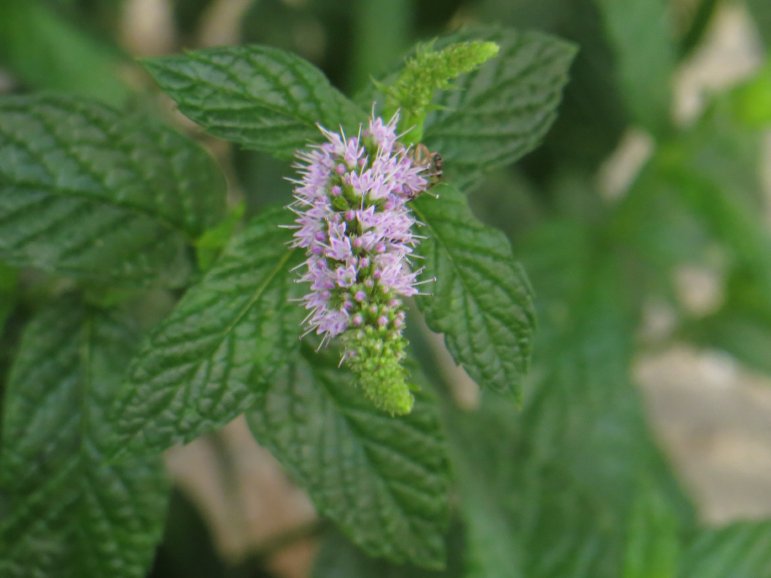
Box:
[290, 114, 428, 345]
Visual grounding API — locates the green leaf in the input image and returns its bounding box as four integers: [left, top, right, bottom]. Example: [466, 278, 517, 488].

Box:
[143, 45, 367, 159]
[623, 479, 680, 578]
[413, 184, 536, 400]
[446, 397, 620, 578]
[595, 0, 675, 134]
[632, 98, 771, 381]
[0, 94, 226, 285]
[421, 27, 576, 186]
[519, 227, 689, 517]
[613, 94, 767, 281]
[110, 206, 303, 457]
[0, 0, 131, 106]
[469, 0, 630, 169]
[658, 158, 771, 294]
[517, 464, 619, 578]
[730, 65, 771, 128]
[678, 521, 771, 578]
[247, 347, 451, 570]
[0, 298, 168, 578]
[510, 222, 695, 577]
[447, 395, 674, 578]
[747, 0, 771, 49]
[447, 404, 524, 578]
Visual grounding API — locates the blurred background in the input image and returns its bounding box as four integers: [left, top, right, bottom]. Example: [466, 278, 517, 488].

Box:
[2, 0, 771, 576]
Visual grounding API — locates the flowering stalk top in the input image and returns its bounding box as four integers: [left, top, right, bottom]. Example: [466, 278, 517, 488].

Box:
[289, 113, 429, 414]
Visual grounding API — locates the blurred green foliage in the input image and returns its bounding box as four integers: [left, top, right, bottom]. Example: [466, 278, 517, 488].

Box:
[0, 0, 130, 104]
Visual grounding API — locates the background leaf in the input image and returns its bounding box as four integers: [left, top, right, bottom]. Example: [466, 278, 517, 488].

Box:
[678, 521, 771, 578]
[747, 0, 771, 50]
[0, 94, 226, 285]
[622, 479, 680, 578]
[469, 0, 630, 171]
[247, 347, 451, 570]
[446, 404, 524, 578]
[0, 298, 168, 578]
[109, 206, 303, 457]
[413, 184, 536, 400]
[144, 45, 367, 159]
[517, 221, 690, 517]
[595, 0, 675, 134]
[421, 27, 576, 187]
[614, 94, 771, 379]
[0, 0, 130, 106]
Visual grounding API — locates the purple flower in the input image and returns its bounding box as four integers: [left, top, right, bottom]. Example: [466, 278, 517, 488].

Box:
[290, 113, 427, 344]
[289, 112, 430, 414]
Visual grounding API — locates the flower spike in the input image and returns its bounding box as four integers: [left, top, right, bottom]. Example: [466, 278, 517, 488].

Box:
[290, 112, 429, 414]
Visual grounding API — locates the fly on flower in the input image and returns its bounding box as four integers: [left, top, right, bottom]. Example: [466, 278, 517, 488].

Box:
[408, 143, 443, 190]
[288, 112, 433, 415]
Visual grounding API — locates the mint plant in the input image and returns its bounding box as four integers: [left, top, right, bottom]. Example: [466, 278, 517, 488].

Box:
[0, 26, 571, 577]
[3, 2, 771, 577]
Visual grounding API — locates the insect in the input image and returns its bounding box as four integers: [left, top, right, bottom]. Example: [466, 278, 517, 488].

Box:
[409, 143, 443, 187]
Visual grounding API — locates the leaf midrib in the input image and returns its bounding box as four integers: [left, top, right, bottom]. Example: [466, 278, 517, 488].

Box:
[116, 246, 298, 452]
[157, 51, 363, 133]
[414, 201, 503, 337]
